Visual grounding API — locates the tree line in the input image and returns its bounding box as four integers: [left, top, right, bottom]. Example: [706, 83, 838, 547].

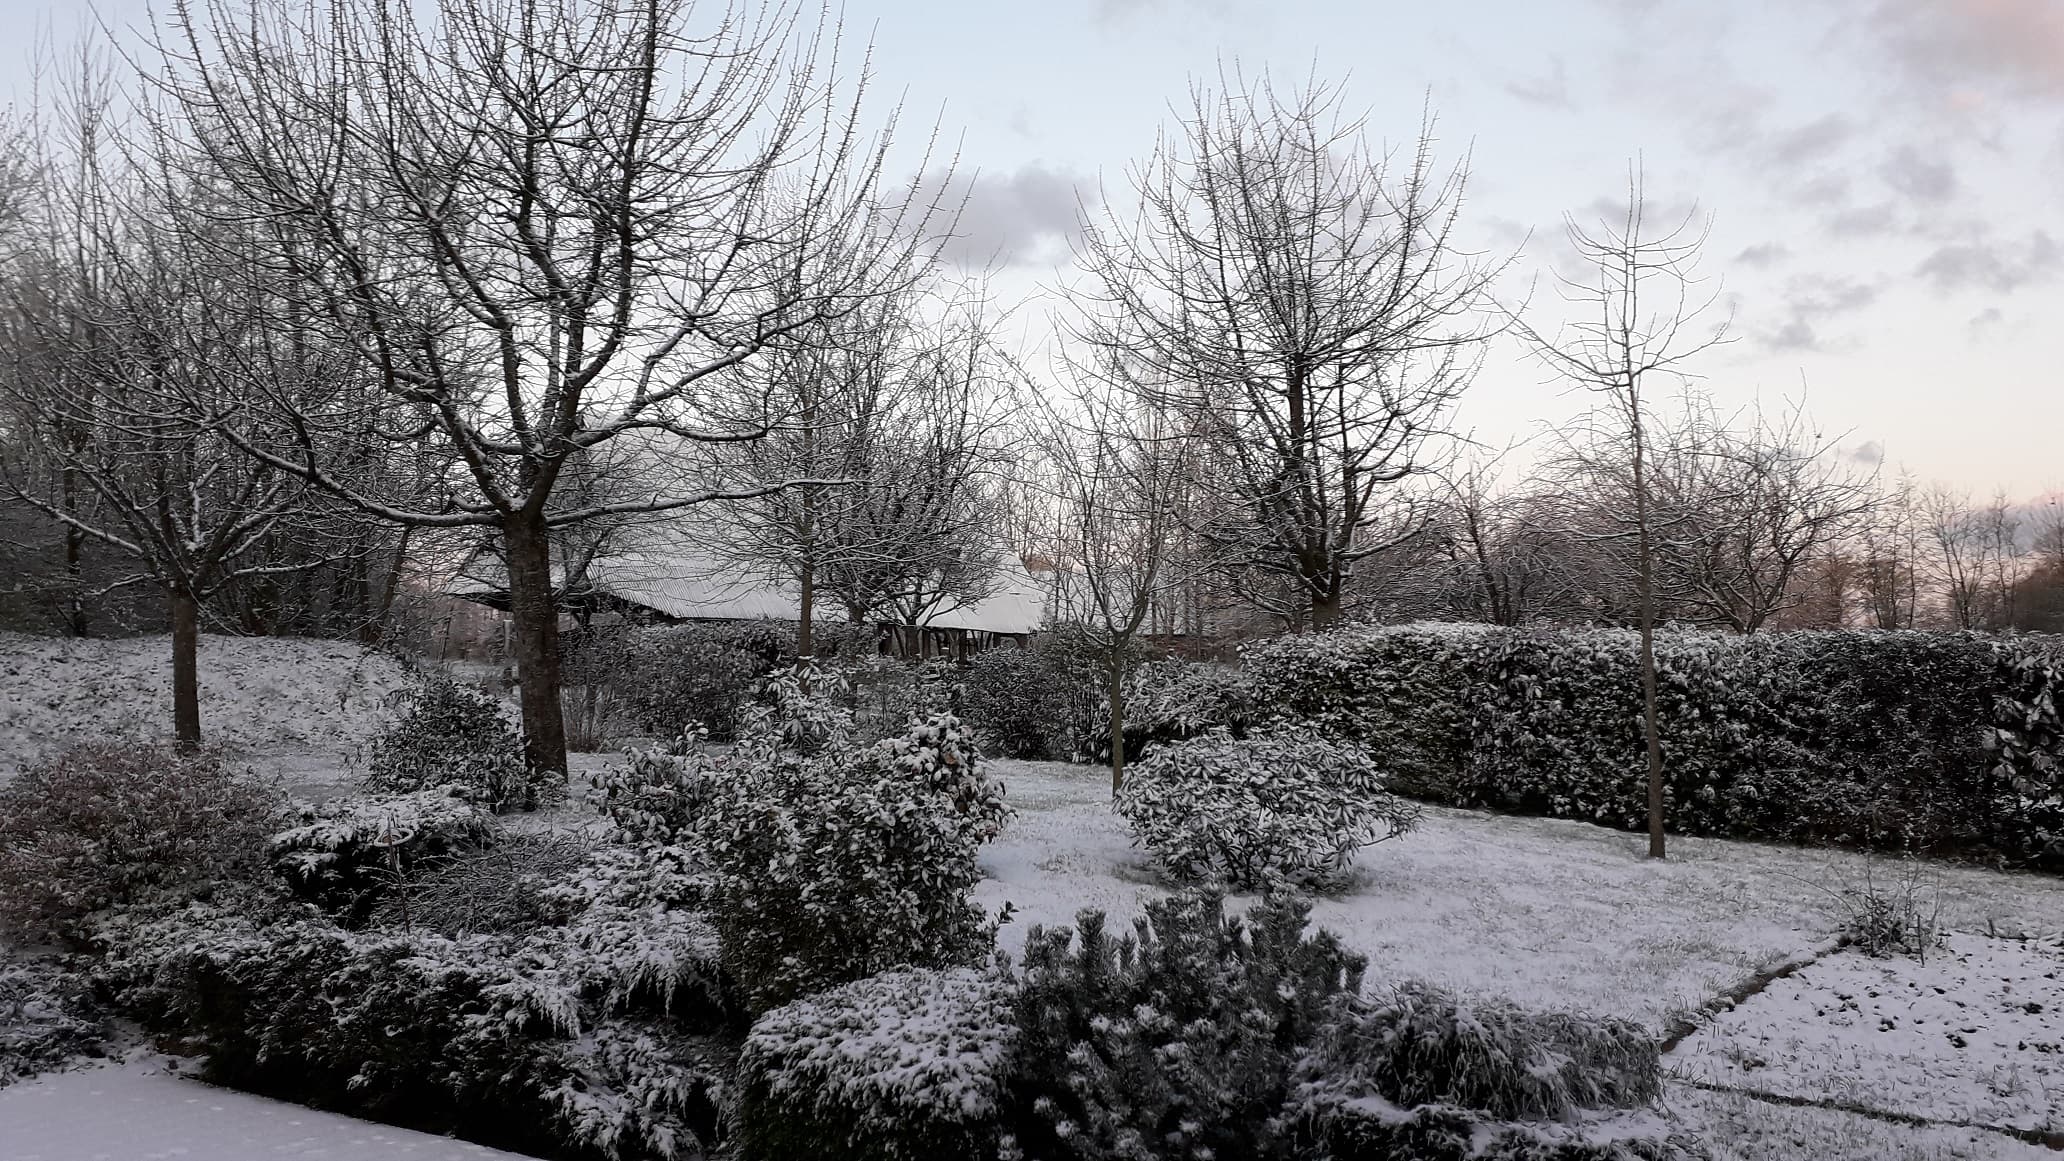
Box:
[0, 0, 2042, 792]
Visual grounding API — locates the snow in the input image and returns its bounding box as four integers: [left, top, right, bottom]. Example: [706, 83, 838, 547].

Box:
[977, 758, 2064, 1029]
[0, 1060, 541, 1160]
[1672, 931, 2064, 1134]
[0, 633, 414, 782]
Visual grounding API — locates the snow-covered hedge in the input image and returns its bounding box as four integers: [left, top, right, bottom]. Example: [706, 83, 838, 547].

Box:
[0, 957, 109, 1085]
[736, 967, 1017, 1161]
[1244, 625, 2064, 867]
[1116, 729, 1420, 889]
[698, 671, 1011, 1012]
[365, 677, 558, 813]
[269, 788, 497, 922]
[0, 742, 282, 945]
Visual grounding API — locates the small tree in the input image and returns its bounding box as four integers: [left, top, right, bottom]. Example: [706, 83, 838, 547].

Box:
[1518, 168, 1730, 859]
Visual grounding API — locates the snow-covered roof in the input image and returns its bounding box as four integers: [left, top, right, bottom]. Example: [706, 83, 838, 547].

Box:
[448, 549, 1047, 635]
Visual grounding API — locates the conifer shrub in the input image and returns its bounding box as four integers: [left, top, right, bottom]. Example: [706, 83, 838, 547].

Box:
[1004, 891, 1365, 1161]
[0, 742, 282, 946]
[736, 967, 1018, 1161]
[1116, 729, 1420, 889]
[365, 677, 555, 812]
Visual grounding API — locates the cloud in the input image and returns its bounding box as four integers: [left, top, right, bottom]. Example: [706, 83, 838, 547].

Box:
[1866, 0, 2064, 102]
[1967, 305, 2007, 339]
[1734, 243, 1791, 268]
[1767, 114, 1857, 165]
[1915, 228, 2062, 292]
[1093, 0, 1230, 24]
[1760, 273, 1882, 351]
[905, 164, 1091, 270]
[1824, 203, 1900, 237]
[1878, 144, 1959, 203]
[1504, 57, 1573, 110]
[1848, 439, 1886, 466]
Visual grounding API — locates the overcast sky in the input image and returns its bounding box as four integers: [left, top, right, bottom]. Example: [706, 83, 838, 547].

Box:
[5, 0, 2061, 496]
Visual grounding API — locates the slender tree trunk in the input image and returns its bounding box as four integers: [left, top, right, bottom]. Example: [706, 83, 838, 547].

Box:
[504, 512, 569, 779]
[1311, 583, 1344, 631]
[170, 585, 201, 752]
[1107, 650, 1126, 796]
[60, 464, 88, 637]
[1630, 415, 1667, 860]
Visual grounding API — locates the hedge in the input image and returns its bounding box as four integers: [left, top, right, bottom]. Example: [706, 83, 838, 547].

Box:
[1242, 625, 2064, 868]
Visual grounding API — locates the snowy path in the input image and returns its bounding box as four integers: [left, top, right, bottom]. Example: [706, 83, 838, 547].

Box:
[0, 1062, 543, 1161]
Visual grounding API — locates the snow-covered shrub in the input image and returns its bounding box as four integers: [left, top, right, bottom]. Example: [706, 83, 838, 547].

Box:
[367, 831, 592, 935]
[699, 678, 1010, 1012]
[616, 621, 797, 742]
[590, 739, 723, 846]
[736, 967, 1017, 1160]
[1294, 983, 1693, 1161]
[0, 957, 109, 1085]
[1116, 729, 1419, 889]
[0, 742, 282, 946]
[1006, 891, 1365, 1161]
[269, 788, 496, 922]
[365, 677, 555, 812]
[98, 868, 734, 1158]
[958, 647, 1071, 759]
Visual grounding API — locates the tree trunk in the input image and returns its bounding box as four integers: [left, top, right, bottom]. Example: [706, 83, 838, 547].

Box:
[797, 559, 815, 693]
[170, 586, 201, 752]
[1107, 652, 1126, 796]
[1311, 589, 1344, 631]
[504, 512, 569, 779]
[1630, 416, 1667, 860]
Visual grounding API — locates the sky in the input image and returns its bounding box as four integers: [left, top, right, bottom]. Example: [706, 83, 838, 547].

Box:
[3, 0, 2061, 497]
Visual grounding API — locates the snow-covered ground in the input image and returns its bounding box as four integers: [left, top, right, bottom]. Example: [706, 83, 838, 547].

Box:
[978, 757, 2064, 1160]
[1673, 931, 2064, 1135]
[0, 633, 415, 781]
[0, 1058, 537, 1160]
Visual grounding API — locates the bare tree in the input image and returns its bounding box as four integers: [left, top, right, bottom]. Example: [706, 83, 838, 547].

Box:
[1069, 73, 1499, 631]
[149, 0, 945, 773]
[1857, 472, 1924, 630]
[1517, 169, 1730, 860]
[1039, 373, 1196, 794]
[0, 72, 338, 748]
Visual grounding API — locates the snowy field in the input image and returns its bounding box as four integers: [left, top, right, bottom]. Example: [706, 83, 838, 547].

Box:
[7, 635, 2064, 1159]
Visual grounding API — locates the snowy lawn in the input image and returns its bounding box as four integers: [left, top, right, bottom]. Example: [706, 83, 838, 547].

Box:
[0, 1059, 537, 1160]
[977, 757, 2064, 1031]
[0, 633, 413, 783]
[1671, 931, 2064, 1135]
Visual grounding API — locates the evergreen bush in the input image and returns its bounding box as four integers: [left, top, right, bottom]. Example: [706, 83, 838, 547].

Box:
[365, 677, 555, 812]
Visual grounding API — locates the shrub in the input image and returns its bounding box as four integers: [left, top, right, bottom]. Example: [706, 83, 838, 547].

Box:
[366, 831, 593, 935]
[616, 621, 798, 742]
[1116, 729, 1420, 889]
[958, 648, 1071, 759]
[1006, 891, 1365, 1161]
[1294, 983, 1692, 1161]
[736, 967, 1018, 1161]
[698, 670, 1010, 1012]
[0, 742, 282, 946]
[269, 789, 497, 923]
[98, 858, 732, 1160]
[1, 957, 110, 1085]
[366, 677, 555, 812]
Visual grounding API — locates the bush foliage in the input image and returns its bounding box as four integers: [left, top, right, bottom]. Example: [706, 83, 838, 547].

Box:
[737, 967, 1017, 1161]
[269, 788, 498, 923]
[366, 677, 556, 812]
[1244, 625, 2064, 867]
[1116, 729, 1420, 889]
[0, 742, 282, 946]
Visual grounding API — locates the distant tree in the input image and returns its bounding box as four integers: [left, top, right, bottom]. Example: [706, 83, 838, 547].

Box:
[1069, 74, 1500, 631]
[150, 0, 944, 774]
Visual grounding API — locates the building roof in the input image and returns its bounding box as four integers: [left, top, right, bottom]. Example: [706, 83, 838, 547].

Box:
[448, 549, 1047, 636]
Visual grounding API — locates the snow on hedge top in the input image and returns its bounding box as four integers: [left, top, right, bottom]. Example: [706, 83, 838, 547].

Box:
[0, 633, 414, 765]
[741, 967, 1017, 1126]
